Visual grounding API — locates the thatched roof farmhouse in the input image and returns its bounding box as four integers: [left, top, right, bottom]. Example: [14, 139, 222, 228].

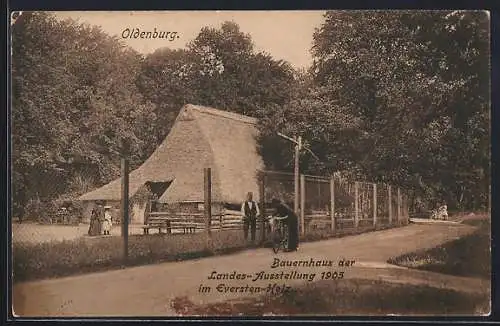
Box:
[78, 104, 264, 208]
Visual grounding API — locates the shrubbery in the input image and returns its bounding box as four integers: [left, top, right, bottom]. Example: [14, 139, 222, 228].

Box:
[174, 279, 489, 315]
[23, 199, 57, 222]
[389, 216, 490, 278]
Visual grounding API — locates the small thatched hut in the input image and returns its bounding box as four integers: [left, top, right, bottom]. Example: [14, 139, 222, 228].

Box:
[78, 104, 264, 224]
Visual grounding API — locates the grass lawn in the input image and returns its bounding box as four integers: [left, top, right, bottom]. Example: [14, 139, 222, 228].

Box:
[13, 230, 248, 283]
[12, 221, 406, 283]
[171, 278, 489, 316]
[388, 216, 490, 279]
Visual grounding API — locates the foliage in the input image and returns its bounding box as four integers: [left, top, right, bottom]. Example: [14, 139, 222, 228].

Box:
[137, 21, 297, 130]
[135, 47, 196, 147]
[23, 197, 57, 222]
[259, 10, 490, 210]
[173, 279, 489, 315]
[11, 11, 490, 218]
[389, 216, 490, 279]
[11, 12, 155, 216]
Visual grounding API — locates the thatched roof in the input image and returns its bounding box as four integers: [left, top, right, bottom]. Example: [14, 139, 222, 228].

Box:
[78, 104, 264, 204]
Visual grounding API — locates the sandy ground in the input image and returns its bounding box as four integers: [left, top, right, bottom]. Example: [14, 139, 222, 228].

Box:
[12, 223, 185, 245]
[12, 223, 490, 317]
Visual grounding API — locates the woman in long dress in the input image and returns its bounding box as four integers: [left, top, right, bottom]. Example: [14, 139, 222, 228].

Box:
[96, 205, 104, 235]
[271, 198, 299, 251]
[88, 208, 99, 236]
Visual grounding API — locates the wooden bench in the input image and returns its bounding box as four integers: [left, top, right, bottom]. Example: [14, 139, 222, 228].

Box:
[170, 221, 205, 233]
[143, 214, 207, 235]
[50, 211, 78, 225]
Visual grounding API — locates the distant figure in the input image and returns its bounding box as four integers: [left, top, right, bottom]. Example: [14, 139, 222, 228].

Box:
[271, 198, 299, 252]
[88, 208, 100, 236]
[241, 192, 260, 242]
[151, 193, 159, 212]
[440, 204, 448, 220]
[102, 206, 112, 235]
[430, 202, 448, 220]
[96, 204, 104, 235]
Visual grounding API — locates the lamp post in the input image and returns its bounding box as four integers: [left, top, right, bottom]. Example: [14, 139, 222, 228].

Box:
[277, 133, 302, 215]
[276, 132, 320, 216]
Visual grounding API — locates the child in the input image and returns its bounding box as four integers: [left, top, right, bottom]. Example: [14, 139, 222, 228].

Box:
[102, 206, 113, 235]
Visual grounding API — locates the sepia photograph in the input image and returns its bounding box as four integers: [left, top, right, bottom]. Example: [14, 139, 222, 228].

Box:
[10, 10, 491, 317]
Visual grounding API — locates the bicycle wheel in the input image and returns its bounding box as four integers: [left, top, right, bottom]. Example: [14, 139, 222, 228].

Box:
[272, 230, 282, 254]
[281, 228, 289, 251]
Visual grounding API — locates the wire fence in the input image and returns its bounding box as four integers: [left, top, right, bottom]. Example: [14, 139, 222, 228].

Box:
[259, 171, 410, 235]
[260, 170, 296, 209]
[13, 169, 411, 247]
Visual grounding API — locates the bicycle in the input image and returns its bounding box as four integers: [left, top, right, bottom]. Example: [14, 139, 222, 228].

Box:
[266, 215, 289, 254]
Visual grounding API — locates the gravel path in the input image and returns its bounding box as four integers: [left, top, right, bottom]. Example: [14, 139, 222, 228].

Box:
[13, 223, 488, 317]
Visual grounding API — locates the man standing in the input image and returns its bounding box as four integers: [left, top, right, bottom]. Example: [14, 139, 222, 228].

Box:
[271, 198, 299, 252]
[241, 192, 260, 243]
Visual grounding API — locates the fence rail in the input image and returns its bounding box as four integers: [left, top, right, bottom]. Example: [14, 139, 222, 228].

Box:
[146, 211, 249, 231]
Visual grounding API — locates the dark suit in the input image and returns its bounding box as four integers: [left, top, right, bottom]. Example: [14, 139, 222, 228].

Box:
[242, 201, 258, 241]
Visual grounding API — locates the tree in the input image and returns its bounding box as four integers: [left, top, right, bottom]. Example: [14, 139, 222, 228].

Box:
[185, 21, 296, 118]
[136, 47, 197, 150]
[11, 12, 155, 216]
[281, 10, 491, 210]
[138, 21, 298, 145]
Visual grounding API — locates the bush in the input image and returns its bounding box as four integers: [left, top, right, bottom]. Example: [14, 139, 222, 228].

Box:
[173, 279, 489, 315]
[24, 199, 58, 223]
[388, 218, 490, 279]
[22, 197, 84, 224]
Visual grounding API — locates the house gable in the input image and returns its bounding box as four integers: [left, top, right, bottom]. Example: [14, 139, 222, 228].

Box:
[78, 104, 264, 205]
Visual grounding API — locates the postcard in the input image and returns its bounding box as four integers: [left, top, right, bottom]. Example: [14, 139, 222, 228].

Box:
[10, 10, 491, 317]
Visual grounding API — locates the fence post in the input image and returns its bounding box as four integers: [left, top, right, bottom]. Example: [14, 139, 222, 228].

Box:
[402, 191, 407, 224]
[373, 183, 377, 227]
[259, 172, 266, 244]
[405, 192, 409, 223]
[397, 187, 401, 225]
[300, 174, 305, 236]
[388, 185, 392, 225]
[121, 138, 130, 262]
[354, 181, 359, 228]
[294, 137, 301, 216]
[488, 184, 491, 215]
[204, 168, 212, 237]
[330, 176, 335, 233]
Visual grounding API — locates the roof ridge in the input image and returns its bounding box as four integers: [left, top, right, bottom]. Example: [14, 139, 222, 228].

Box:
[187, 104, 258, 125]
[189, 109, 223, 201]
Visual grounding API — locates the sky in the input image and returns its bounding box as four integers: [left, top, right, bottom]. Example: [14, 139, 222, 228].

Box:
[52, 11, 327, 69]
